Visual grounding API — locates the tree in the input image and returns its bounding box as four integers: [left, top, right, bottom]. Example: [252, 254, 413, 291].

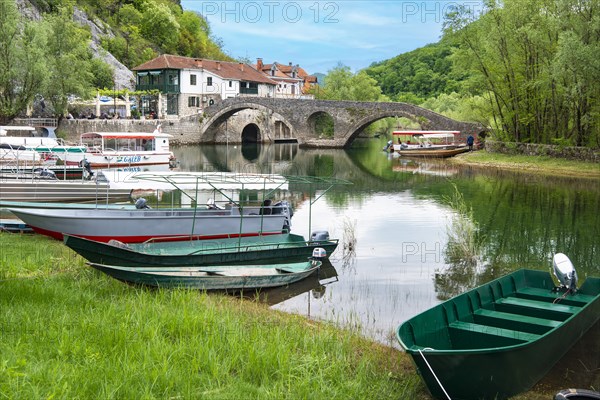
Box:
[0, 0, 47, 123]
[445, 0, 599, 147]
[141, 2, 180, 53]
[42, 6, 95, 116]
[316, 64, 386, 102]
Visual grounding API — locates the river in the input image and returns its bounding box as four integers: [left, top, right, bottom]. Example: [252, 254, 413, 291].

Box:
[170, 139, 600, 351]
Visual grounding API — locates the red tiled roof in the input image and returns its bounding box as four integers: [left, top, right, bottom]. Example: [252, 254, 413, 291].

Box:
[133, 55, 276, 85]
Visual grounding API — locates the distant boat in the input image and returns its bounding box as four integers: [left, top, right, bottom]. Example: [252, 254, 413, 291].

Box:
[63, 232, 338, 267]
[392, 146, 469, 158]
[397, 256, 600, 400]
[0, 125, 86, 164]
[87, 260, 322, 290]
[61, 128, 176, 168]
[388, 131, 469, 157]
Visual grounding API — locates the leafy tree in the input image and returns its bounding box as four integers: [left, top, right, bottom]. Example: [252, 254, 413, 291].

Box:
[90, 57, 115, 89]
[315, 64, 386, 102]
[0, 0, 47, 123]
[140, 2, 180, 53]
[42, 6, 95, 116]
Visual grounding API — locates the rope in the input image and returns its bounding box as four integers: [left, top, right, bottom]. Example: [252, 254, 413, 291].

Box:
[418, 348, 452, 400]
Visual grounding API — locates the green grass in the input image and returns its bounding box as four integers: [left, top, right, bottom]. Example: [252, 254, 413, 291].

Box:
[0, 233, 423, 399]
[452, 150, 600, 179]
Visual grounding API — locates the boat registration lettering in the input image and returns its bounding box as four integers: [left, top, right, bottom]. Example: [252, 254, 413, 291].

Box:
[117, 155, 142, 163]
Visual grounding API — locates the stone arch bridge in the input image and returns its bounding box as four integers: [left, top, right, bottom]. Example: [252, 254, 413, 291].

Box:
[196, 97, 484, 147]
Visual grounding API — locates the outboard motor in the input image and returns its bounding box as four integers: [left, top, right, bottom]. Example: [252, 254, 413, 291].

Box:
[310, 247, 327, 268]
[311, 247, 327, 260]
[383, 140, 393, 152]
[311, 230, 330, 242]
[135, 197, 151, 209]
[553, 253, 577, 294]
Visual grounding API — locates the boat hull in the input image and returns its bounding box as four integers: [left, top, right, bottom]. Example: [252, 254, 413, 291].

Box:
[88, 261, 321, 290]
[64, 233, 338, 266]
[397, 269, 600, 400]
[391, 146, 469, 158]
[64, 152, 173, 168]
[9, 207, 291, 243]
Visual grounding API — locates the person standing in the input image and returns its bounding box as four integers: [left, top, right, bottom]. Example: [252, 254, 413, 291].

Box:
[467, 135, 475, 151]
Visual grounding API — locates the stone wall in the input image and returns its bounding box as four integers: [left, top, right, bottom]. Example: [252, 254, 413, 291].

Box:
[485, 140, 600, 163]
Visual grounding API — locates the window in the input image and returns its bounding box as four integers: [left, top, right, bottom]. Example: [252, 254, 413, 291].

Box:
[207, 77, 213, 86]
[188, 96, 200, 107]
[190, 75, 197, 85]
[229, 80, 233, 87]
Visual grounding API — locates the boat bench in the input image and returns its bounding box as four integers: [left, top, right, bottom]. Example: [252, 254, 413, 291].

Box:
[516, 287, 595, 307]
[474, 308, 560, 334]
[494, 297, 579, 321]
[449, 320, 540, 344]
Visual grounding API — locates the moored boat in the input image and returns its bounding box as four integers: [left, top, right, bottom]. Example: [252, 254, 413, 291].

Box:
[8, 204, 292, 243]
[392, 146, 469, 158]
[388, 131, 469, 157]
[63, 231, 338, 267]
[397, 255, 600, 400]
[62, 128, 176, 168]
[87, 260, 322, 290]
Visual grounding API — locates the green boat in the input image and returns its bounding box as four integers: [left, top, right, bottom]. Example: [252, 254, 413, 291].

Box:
[63, 232, 338, 267]
[87, 260, 321, 290]
[397, 262, 600, 400]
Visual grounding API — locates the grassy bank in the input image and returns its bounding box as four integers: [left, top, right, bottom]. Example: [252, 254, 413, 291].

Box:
[451, 150, 600, 179]
[1, 232, 594, 399]
[0, 233, 423, 399]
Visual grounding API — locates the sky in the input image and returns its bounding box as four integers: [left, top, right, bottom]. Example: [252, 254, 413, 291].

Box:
[181, 1, 485, 74]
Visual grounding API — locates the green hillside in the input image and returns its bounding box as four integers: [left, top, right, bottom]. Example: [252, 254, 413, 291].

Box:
[364, 38, 467, 104]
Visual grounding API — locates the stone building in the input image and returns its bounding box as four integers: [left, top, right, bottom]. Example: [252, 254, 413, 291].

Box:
[132, 55, 277, 118]
[255, 59, 317, 98]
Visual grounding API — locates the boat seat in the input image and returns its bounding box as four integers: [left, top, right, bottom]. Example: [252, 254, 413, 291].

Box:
[449, 321, 540, 342]
[494, 297, 579, 321]
[473, 308, 559, 334]
[516, 287, 594, 307]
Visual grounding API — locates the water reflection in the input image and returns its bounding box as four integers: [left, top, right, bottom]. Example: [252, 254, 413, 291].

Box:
[240, 260, 339, 306]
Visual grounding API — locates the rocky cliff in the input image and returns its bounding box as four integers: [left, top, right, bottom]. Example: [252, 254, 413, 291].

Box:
[16, 0, 135, 89]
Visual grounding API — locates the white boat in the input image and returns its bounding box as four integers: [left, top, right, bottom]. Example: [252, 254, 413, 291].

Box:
[62, 127, 176, 168]
[0, 125, 86, 164]
[389, 131, 467, 154]
[8, 204, 292, 243]
[7, 172, 294, 243]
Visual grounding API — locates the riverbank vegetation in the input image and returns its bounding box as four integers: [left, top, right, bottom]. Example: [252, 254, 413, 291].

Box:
[0, 232, 422, 399]
[452, 151, 600, 179]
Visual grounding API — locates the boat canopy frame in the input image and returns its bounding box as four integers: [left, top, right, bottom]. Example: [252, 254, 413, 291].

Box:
[132, 172, 353, 239]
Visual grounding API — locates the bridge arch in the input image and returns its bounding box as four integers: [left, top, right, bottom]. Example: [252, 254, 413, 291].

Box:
[241, 123, 261, 143]
[201, 103, 295, 143]
[307, 111, 335, 138]
[342, 110, 430, 146]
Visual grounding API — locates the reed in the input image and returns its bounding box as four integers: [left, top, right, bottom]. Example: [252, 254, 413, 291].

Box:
[0, 233, 421, 399]
[443, 184, 484, 267]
